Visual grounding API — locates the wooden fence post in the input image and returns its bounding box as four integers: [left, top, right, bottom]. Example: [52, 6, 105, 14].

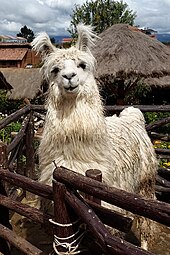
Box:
[85, 169, 102, 205]
[0, 142, 11, 255]
[51, 179, 82, 254]
[25, 112, 35, 180]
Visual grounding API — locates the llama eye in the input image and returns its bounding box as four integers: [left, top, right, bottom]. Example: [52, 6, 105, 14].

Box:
[78, 63, 86, 70]
[51, 67, 59, 74]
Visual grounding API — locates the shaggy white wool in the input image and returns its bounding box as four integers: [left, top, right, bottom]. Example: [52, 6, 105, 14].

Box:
[32, 24, 157, 250]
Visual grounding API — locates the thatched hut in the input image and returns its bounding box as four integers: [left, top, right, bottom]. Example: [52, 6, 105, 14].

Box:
[0, 68, 46, 100]
[92, 24, 170, 104]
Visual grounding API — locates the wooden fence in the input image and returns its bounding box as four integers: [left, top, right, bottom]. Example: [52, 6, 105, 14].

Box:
[0, 104, 170, 254]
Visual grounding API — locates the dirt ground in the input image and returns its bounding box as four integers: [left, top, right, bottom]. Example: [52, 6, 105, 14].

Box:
[11, 212, 53, 254]
[10, 213, 170, 255]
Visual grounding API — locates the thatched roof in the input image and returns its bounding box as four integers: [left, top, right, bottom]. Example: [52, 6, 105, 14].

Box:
[0, 68, 44, 99]
[92, 24, 170, 88]
[0, 71, 13, 90]
[145, 76, 170, 88]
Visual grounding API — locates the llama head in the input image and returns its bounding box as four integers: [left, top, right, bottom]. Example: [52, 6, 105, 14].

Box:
[32, 24, 99, 97]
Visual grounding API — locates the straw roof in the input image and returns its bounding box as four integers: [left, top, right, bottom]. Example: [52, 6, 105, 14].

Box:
[0, 68, 44, 99]
[145, 76, 170, 88]
[0, 71, 13, 90]
[92, 24, 170, 88]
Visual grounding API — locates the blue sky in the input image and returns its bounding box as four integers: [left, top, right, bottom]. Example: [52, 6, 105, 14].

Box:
[0, 0, 170, 36]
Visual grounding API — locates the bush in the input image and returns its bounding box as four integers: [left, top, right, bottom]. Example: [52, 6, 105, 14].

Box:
[0, 90, 23, 114]
[144, 111, 170, 133]
[0, 115, 21, 144]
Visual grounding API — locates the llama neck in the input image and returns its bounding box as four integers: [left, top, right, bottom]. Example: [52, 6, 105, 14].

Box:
[41, 90, 111, 174]
[45, 91, 106, 143]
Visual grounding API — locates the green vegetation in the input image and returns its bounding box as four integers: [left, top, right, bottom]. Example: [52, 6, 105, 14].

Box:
[0, 90, 23, 144]
[145, 111, 170, 168]
[0, 118, 21, 144]
[68, 0, 136, 37]
[0, 90, 23, 114]
[153, 139, 170, 168]
[144, 111, 170, 133]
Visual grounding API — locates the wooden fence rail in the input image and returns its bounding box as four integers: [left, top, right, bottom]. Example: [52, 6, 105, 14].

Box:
[0, 104, 170, 254]
[0, 167, 133, 233]
[54, 166, 170, 227]
[0, 168, 53, 199]
[0, 170, 169, 254]
[65, 189, 155, 255]
[0, 223, 45, 255]
[105, 104, 170, 113]
[1, 166, 170, 228]
[0, 166, 161, 255]
[1, 104, 170, 130]
[0, 104, 44, 130]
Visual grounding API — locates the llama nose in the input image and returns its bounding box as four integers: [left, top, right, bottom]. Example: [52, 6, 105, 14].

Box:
[62, 72, 76, 80]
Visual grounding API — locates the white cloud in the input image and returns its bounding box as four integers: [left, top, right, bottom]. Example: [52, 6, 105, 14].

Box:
[0, 0, 170, 36]
[0, 19, 22, 34]
[124, 0, 170, 33]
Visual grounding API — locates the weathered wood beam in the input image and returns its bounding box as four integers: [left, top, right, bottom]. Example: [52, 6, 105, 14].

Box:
[7, 115, 30, 153]
[0, 168, 133, 233]
[65, 190, 155, 255]
[0, 104, 45, 130]
[0, 223, 46, 255]
[0, 142, 11, 254]
[0, 168, 53, 199]
[0, 194, 52, 228]
[25, 113, 35, 179]
[155, 148, 170, 155]
[157, 155, 170, 159]
[158, 168, 170, 181]
[146, 116, 170, 131]
[85, 199, 132, 233]
[155, 185, 170, 193]
[105, 105, 170, 113]
[54, 167, 170, 226]
[149, 132, 170, 142]
[8, 141, 23, 171]
[84, 169, 132, 232]
[32, 104, 170, 113]
[52, 181, 79, 253]
[0, 105, 31, 130]
[33, 111, 45, 120]
[31, 104, 45, 112]
[156, 175, 170, 188]
[85, 169, 102, 205]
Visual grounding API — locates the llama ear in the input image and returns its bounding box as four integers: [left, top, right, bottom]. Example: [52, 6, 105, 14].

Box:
[75, 24, 99, 53]
[31, 32, 56, 59]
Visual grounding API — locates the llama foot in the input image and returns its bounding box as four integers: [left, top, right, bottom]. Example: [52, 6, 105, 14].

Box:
[141, 240, 148, 250]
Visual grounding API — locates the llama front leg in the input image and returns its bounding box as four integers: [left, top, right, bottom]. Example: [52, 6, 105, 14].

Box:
[136, 216, 156, 251]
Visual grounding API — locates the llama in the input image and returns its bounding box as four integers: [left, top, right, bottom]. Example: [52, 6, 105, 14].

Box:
[32, 24, 157, 250]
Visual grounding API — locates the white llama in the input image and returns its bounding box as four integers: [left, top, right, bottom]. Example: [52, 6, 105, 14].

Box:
[32, 24, 157, 250]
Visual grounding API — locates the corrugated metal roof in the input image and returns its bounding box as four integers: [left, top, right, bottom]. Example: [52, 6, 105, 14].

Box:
[0, 35, 27, 42]
[0, 48, 28, 61]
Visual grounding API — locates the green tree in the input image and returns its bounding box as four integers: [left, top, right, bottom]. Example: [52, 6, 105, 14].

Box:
[17, 25, 34, 43]
[68, 0, 136, 37]
[50, 37, 56, 44]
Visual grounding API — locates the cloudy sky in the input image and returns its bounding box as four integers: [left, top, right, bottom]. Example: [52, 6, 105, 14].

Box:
[0, 0, 170, 37]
